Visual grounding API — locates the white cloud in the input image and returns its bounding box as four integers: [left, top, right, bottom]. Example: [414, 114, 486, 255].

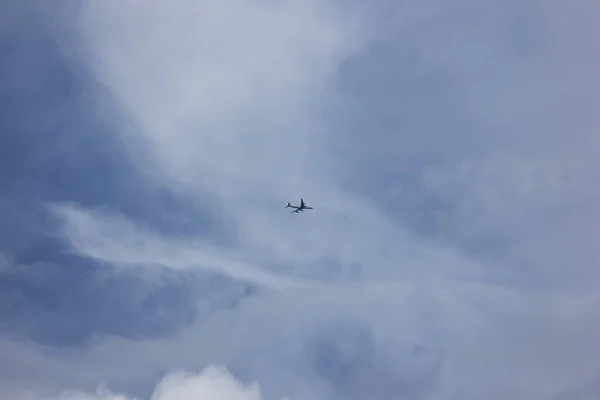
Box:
[57, 366, 278, 400]
[50, 202, 300, 289]
[148, 367, 277, 400]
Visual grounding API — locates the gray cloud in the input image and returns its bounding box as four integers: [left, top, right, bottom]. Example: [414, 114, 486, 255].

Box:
[2, 0, 600, 399]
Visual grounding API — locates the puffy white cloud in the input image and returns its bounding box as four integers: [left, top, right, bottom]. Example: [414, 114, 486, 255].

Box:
[57, 366, 278, 400]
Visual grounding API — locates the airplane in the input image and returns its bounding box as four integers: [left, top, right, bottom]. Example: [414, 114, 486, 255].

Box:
[285, 198, 313, 213]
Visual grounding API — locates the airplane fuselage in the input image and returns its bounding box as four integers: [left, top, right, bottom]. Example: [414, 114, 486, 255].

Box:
[291, 206, 312, 213]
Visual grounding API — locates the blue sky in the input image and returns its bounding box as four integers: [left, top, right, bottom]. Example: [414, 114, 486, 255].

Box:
[2, 0, 600, 399]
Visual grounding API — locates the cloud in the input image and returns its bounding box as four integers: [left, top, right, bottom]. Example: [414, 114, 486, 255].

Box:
[1, 365, 278, 400]
[75, 0, 367, 197]
[50, 202, 299, 289]
[3, 0, 600, 399]
[57, 366, 279, 400]
[3, 279, 600, 399]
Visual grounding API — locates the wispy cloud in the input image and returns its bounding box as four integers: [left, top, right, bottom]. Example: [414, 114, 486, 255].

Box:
[51, 202, 300, 289]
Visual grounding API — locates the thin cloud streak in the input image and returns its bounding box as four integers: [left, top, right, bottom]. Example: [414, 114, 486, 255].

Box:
[51, 203, 300, 290]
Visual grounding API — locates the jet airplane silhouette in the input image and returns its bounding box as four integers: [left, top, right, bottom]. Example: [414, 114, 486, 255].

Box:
[285, 198, 313, 213]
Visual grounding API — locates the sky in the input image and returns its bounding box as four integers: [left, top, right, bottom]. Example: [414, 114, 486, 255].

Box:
[1, 0, 600, 399]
